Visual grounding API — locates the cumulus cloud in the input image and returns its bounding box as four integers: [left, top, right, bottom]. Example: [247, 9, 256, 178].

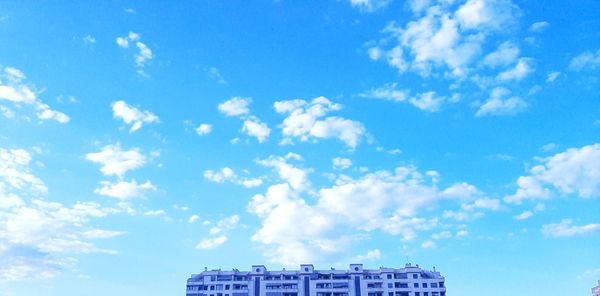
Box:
[496, 58, 534, 81]
[116, 32, 153, 75]
[0, 147, 120, 281]
[372, 0, 520, 79]
[218, 97, 271, 143]
[0, 67, 69, 123]
[112, 100, 159, 132]
[506, 144, 600, 203]
[196, 236, 228, 250]
[143, 209, 165, 217]
[196, 123, 212, 136]
[93, 180, 157, 200]
[569, 49, 600, 71]
[333, 157, 352, 170]
[546, 71, 560, 83]
[196, 215, 240, 250]
[483, 41, 520, 68]
[275, 97, 366, 148]
[475, 87, 528, 117]
[360, 83, 447, 112]
[188, 214, 200, 224]
[218, 97, 250, 117]
[248, 156, 481, 265]
[348, 0, 391, 12]
[541, 219, 600, 237]
[351, 249, 382, 261]
[528, 21, 549, 32]
[203, 167, 263, 188]
[85, 144, 147, 178]
[257, 154, 310, 192]
[242, 116, 271, 143]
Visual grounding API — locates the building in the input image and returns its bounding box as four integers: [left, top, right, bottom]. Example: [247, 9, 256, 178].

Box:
[186, 264, 446, 296]
[592, 280, 600, 296]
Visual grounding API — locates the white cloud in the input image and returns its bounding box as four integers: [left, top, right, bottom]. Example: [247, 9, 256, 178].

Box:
[349, 0, 391, 12]
[475, 87, 528, 117]
[83, 35, 96, 44]
[143, 209, 165, 217]
[528, 21, 549, 32]
[373, 0, 519, 79]
[196, 235, 228, 250]
[360, 83, 409, 102]
[188, 214, 200, 224]
[242, 117, 271, 143]
[94, 180, 156, 200]
[196, 123, 213, 136]
[204, 167, 263, 188]
[546, 71, 560, 83]
[257, 155, 310, 192]
[352, 249, 382, 261]
[242, 178, 263, 188]
[497, 58, 534, 81]
[0, 67, 69, 123]
[208, 67, 226, 84]
[483, 41, 520, 68]
[85, 144, 147, 178]
[569, 49, 600, 71]
[456, 229, 469, 237]
[275, 97, 366, 148]
[208, 215, 240, 235]
[0, 148, 47, 194]
[421, 240, 436, 249]
[0, 148, 119, 281]
[541, 219, 600, 237]
[333, 157, 352, 170]
[116, 32, 153, 74]
[218, 97, 250, 117]
[248, 160, 479, 265]
[111, 100, 159, 132]
[204, 167, 236, 183]
[116, 37, 129, 48]
[513, 211, 533, 220]
[196, 215, 239, 250]
[0, 105, 14, 118]
[83, 230, 125, 239]
[360, 84, 446, 112]
[506, 143, 600, 203]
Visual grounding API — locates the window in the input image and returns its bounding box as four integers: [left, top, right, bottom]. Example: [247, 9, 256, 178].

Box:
[413, 283, 418, 288]
[226, 285, 230, 290]
[430, 283, 438, 288]
[354, 267, 359, 271]
[412, 274, 418, 279]
[387, 274, 392, 279]
[387, 283, 393, 288]
[422, 283, 427, 288]
[211, 286, 215, 291]
[415, 293, 420, 296]
[423, 293, 428, 296]
[388, 293, 393, 296]
[439, 282, 444, 288]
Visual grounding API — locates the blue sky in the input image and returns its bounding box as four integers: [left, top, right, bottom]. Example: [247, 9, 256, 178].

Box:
[0, 0, 599, 295]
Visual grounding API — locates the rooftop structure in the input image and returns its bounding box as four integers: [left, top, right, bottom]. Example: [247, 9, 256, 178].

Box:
[593, 280, 600, 296]
[187, 263, 445, 296]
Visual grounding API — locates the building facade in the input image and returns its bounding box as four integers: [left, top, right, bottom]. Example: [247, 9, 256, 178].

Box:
[186, 264, 446, 296]
[592, 280, 600, 296]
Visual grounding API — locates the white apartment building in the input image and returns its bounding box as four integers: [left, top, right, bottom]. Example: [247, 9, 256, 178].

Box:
[592, 280, 600, 296]
[186, 264, 446, 296]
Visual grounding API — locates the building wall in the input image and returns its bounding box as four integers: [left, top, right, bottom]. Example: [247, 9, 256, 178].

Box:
[592, 280, 600, 296]
[186, 264, 446, 296]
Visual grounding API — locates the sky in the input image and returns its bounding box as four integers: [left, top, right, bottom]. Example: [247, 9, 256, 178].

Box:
[0, 0, 599, 295]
